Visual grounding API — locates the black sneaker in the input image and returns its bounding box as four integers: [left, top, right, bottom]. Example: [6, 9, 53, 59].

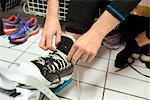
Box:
[115, 39, 139, 68]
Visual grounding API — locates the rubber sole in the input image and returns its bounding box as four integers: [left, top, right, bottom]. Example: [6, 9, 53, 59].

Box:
[10, 28, 39, 44]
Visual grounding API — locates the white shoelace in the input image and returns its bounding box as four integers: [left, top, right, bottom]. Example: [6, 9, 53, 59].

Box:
[36, 52, 70, 74]
[74, 66, 80, 100]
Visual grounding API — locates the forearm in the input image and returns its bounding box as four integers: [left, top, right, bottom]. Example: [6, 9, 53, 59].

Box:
[45, 0, 59, 22]
[89, 0, 141, 39]
[89, 10, 120, 38]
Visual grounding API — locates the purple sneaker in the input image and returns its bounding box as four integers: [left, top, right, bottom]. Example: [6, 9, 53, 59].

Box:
[8, 17, 39, 44]
[103, 32, 121, 50]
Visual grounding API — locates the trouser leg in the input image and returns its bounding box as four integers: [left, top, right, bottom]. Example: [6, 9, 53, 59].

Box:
[65, 0, 101, 34]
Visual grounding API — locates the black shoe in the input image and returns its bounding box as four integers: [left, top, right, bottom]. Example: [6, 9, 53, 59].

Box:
[115, 39, 139, 68]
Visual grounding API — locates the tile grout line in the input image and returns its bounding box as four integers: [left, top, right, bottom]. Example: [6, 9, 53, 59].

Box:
[72, 78, 105, 89]
[108, 72, 150, 84]
[102, 50, 112, 100]
[101, 51, 149, 100]
[105, 88, 149, 100]
[72, 78, 149, 100]
[8, 37, 39, 68]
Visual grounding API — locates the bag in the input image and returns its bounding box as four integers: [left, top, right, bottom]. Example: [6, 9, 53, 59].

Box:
[1, 0, 21, 12]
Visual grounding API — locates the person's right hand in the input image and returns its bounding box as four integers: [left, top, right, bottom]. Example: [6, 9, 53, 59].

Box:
[39, 16, 62, 51]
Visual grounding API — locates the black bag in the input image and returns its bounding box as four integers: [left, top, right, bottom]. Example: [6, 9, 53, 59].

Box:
[1, 0, 21, 12]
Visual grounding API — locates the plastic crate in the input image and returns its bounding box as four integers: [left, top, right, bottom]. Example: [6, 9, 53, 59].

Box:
[23, 0, 70, 21]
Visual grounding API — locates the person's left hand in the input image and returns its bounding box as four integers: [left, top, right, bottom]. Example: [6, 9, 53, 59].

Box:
[67, 31, 104, 64]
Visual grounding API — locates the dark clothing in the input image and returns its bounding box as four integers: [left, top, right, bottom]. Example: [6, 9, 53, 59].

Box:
[118, 15, 150, 40]
[65, 0, 141, 34]
[106, 0, 141, 21]
[0, 0, 21, 12]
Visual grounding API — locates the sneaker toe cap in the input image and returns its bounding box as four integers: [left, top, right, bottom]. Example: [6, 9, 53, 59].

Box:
[8, 33, 19, 40]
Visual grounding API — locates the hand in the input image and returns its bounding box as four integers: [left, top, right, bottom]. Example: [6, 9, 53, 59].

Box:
[39, 16, 62, 51]
[68, 31, 103, 64]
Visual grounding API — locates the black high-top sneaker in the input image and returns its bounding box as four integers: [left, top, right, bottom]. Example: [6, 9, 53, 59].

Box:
[115, 39, 139, 69]
[31, 33, 75, 87]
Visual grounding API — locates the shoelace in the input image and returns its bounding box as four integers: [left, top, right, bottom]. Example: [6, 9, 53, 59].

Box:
[116, 57, 150, 78]
[128, 63, 150, 78]
[37, 52, 69, 75]
[74, 66, 80, 100]
[17, 22, 29, 34]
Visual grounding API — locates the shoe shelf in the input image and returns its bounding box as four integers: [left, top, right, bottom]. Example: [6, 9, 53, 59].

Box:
[23, 0, 70, 21]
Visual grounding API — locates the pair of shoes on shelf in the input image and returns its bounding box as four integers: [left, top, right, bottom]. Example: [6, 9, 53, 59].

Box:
[0, 34, 75, 100]
[2, 15, 39, 44]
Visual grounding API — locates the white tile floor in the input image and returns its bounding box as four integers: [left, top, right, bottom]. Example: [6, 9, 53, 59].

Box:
[1, 0, 150, 99]
[0, 28, 150, 100]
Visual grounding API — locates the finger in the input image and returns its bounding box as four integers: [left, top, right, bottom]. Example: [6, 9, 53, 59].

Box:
[46, 34, 56, 51]
[55, 30, 61, 46]
[80, 52, 89, 62]
[39, 36, 48, 51]
[71, 49, 83, 64]
[87, 55, 95, 63]
[67, 44, 77, 62]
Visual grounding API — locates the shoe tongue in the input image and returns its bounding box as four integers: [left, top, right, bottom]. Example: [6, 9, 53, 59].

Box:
[57, 35, 75, 55]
